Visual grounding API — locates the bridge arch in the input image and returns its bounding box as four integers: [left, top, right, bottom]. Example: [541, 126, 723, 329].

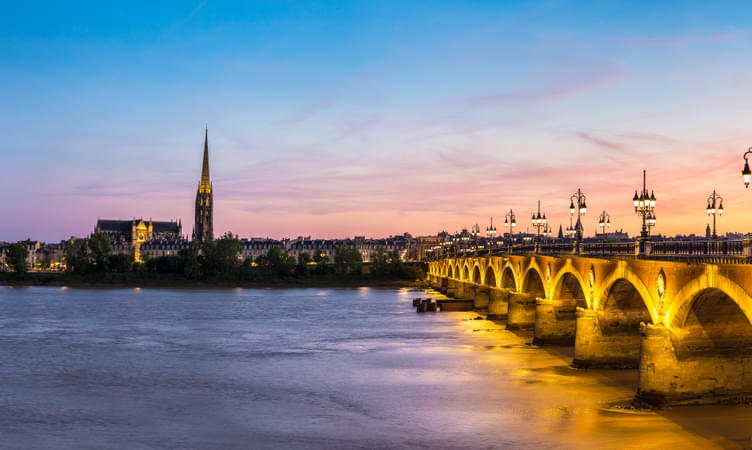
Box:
[484, 266, 497, 287]
[671, 287, 752, 356]
[552, 271, 588, 309]
[597, 278, 654, 336]
[455, 263, 461, 280]
[472, 265, 482, 284]
[462, 264, 470, 281]
[522, 267, 547, 299]
[594, 266, 657, 323]
[500, 264, 517, 291]
[668, 272, 752, 331]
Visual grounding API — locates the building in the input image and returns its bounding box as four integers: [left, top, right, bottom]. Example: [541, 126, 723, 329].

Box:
[193, 128, 214, 243]
[95, 218, 182, 261]
[140, 238, 190, 260]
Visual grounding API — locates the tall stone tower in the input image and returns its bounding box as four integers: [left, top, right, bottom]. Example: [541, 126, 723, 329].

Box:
[193, 128, 214, 243]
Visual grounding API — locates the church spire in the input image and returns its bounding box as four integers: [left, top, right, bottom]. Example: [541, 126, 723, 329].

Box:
[194, 127, 214, 242]
[199, 127, 211, 193]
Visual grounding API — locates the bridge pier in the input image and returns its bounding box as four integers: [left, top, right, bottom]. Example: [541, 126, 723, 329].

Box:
[439, 277, 449, 294]
[487, 288, 510, 319]
[533, 298, 577, 346]
[636, 324, 752, 405]
[506, 293, 537, 330]
[573, 308, 641, 369]
[473, 286, 489, 310]
[447, 279, 458, 298]
[462, 282, 476, 302]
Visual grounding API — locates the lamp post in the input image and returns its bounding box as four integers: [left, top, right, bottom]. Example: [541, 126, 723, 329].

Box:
[504, 209, 516, 253]
[531, 200, 547, 253]
[706, 190, 724, 240]
[743, 147, 752, 188]
[471, 223, 481, 256]
[598, 210, 611, 240]
[486, 217, 497, 254]
[568, 189, 587, 254]
[633, 170, 656, 255]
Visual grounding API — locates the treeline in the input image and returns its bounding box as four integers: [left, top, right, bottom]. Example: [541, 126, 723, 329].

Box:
[7, 232, 421, 283]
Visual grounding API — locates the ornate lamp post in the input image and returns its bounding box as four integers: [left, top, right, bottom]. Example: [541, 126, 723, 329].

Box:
[743, 148, 752, 188]
[633, 170, 656, 255]
[531, 200, 547, 253]
[471, 223, 481, 255]
[486, 217, 497, 254]
[598, 210, 611, 240]
[706, 190, 724, 240]
[504, 209, 516, 253]
[568, 189, 587, 254]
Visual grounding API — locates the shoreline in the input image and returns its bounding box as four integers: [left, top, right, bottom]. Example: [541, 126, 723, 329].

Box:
[0, 276, 424, 290]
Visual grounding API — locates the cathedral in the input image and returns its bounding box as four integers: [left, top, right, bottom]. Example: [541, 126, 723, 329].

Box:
[93, 128, 215, 261]
[193, 128, 214, 242]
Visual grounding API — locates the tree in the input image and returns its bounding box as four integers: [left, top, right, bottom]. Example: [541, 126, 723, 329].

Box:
[256, 246, 295, 278]
[311, 250, 329, 275]
[146, 255, 181, 273]
[88, 232, 112, 272]
[64, 239, 89, 275]
[6, 242, 29, 275]
[334, 246, 363, 276]
[296, 252, 312, 276]
[200, 232, 241, 278]
[108, 253, 133, 272]
[179, 242, 201, 280]
[370, 247, 390, 277]
[389, 249, 404, 275]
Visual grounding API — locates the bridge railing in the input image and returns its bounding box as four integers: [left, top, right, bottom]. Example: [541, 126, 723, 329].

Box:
[647, 240, 752, 264]
[582, 242, 636, 257]
[428, 239, 752, 264]
[650, 240, 744, 256]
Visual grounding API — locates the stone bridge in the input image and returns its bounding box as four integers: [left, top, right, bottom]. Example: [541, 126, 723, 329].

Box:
[426, 255, 752, 405]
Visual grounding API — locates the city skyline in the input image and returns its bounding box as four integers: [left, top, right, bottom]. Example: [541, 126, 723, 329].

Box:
[4, 1, 752, 242]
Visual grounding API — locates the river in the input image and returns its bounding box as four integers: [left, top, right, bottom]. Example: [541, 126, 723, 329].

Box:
[0, 286, 750, 449]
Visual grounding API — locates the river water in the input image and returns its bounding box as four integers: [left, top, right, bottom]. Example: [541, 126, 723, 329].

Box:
[0, 286, 751, 449]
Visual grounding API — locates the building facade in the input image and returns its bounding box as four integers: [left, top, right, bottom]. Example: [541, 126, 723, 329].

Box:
[95, 218, 182, 261]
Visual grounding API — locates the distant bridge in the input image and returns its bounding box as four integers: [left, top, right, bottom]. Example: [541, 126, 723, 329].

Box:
[426, 249, 752, 405]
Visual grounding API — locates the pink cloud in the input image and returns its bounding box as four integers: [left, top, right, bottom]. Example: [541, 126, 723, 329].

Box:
[462, 64, 625, 109]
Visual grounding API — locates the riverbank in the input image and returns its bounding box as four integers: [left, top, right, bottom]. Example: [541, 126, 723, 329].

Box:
[0, 272, 424, 289]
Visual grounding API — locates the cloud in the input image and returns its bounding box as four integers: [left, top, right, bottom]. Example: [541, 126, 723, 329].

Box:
[573, 131, 628, 152]
[462, 63, 625, 109]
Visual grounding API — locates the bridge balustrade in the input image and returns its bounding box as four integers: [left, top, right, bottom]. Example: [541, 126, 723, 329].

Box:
[582, 242, 635, 256]
[426, 239, 752, 263]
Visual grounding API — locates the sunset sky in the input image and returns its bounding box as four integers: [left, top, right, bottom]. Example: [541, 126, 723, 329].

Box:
[3, 1, 752, 242]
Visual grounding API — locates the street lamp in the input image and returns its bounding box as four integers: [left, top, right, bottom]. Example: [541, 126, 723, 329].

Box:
[743, 147, 752, 188]
[706, 190, 724, 240]
[531, 200, 547, 253]
[504, 209, 516, 253]
[486, 217, 497, 253]
[598, 210, 611, 240]
[633, 170, 656, 254]
[568, 189, 587, 254]
[471, 223, 481, 255]
[544, 223, 553, 241]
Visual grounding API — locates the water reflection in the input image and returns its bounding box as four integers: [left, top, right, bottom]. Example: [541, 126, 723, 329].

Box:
[0, 286, 748, 448]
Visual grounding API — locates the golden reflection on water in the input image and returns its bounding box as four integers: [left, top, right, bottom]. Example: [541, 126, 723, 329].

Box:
[425, 292, 752, 449]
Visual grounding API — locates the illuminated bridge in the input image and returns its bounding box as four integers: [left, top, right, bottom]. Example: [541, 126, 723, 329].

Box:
[425, 240, 752, 405]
